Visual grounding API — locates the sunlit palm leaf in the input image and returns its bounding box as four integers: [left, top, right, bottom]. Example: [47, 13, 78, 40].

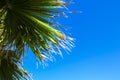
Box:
[0, 0, 73, 79]
[0, 0, 73, 61]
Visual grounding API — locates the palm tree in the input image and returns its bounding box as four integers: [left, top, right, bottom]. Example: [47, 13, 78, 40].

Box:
[0, 0, 73, 79]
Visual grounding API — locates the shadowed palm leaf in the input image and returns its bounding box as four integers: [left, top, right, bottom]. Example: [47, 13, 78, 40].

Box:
[0, 0, 73, 79]
[0, 50, 30, 80]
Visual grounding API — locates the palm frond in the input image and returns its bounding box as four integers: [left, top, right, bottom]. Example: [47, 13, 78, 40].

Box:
[0, 50, 30, 80]
[0, 0, 73, 79]
[0, 0, 73, 61]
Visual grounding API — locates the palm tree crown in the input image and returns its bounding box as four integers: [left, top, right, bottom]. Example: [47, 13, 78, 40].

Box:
[0, 0, 73, 79]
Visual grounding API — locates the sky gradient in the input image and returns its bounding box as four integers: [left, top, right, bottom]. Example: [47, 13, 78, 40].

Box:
[23, 0, 120, 80]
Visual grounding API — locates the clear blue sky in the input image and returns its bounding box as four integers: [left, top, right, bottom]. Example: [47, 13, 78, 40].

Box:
[23, 0, 120, 80]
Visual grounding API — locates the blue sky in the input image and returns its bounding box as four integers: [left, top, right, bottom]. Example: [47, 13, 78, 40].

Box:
[23, 0, 120, 80]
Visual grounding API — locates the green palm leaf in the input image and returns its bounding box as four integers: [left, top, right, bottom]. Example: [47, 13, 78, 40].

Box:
[0, 0, 73, 79]
[0, 50, 30, 80]
[1, 0, 73, 61]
